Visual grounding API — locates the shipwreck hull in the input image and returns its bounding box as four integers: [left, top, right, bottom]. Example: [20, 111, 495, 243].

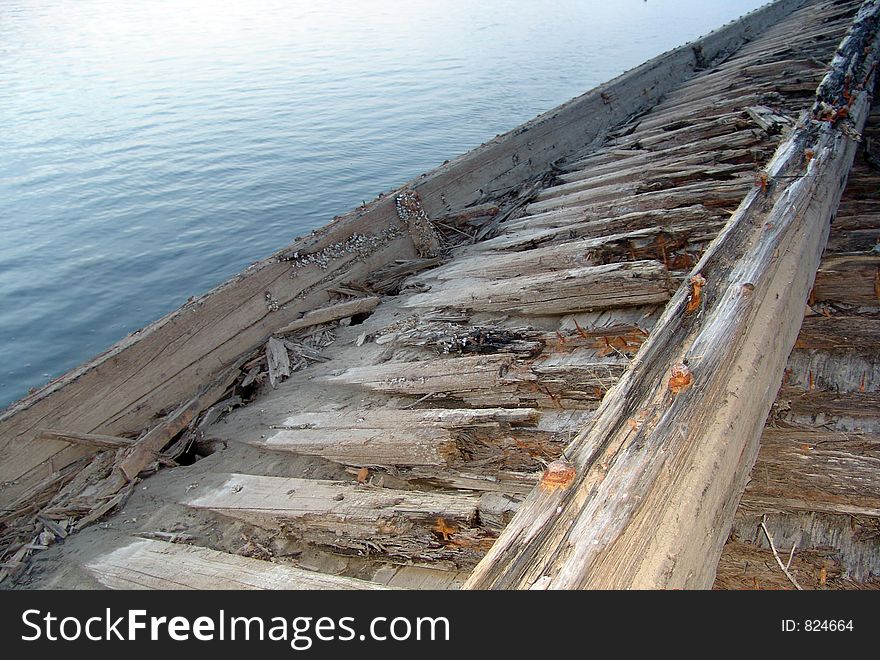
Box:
[1, 0, 878, 590]
[0, 0, 810, 506]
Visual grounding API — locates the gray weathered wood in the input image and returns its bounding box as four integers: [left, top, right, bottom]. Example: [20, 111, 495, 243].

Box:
[85, 538, 390, 590]
[465, 4, 880, 589]
[183, 473, 494, 565]
[265, 336, 291, 388]
[405, 261, 673, 315]
[36, 429, 134, 451]
[274, 296, 381, 335]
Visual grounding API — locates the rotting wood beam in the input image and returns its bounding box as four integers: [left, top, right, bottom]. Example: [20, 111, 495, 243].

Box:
[183, 473, 494, 566]
[464, 2, 880, 590]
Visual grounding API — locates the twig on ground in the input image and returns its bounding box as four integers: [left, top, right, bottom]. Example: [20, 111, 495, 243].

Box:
[761, 516, 803, 590]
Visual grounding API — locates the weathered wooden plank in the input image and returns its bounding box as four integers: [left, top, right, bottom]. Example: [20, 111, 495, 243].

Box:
[275, 408, 540, 430]
[259, 427, 458, 467]
[35, 429, 134, 451]
[265, 336, 291, 388]
[525, 178, 751, 216]
[559, 147, 760, 189]
[183, 473, 493, 565]
[795, 316, 880, 351]
[84, 538, 390, 590]
[464, 4, 880, 589]
[274, 296, 381, 335]
[485, 206, 717, 252]
[117, 367, 241, 483]
[260, 423, 566, 482]
[811, 256, 880, 306]
[784, 348, 879, 393]
[448, 226, 714, 281]
[326, 352, 623, 406]
[405, 260, 673, 316]
[741, 428, 880, 517]
[776, 387, 880, 432]
[256, 406, 566, 481]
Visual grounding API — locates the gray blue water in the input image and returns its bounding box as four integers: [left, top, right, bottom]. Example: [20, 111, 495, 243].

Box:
[0, 0, 768, 409]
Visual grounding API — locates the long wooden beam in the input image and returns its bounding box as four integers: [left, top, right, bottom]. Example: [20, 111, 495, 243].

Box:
[465, 1, 880, 590]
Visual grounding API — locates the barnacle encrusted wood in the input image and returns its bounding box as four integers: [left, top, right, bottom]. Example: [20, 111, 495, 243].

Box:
[396, 190, 442, 258]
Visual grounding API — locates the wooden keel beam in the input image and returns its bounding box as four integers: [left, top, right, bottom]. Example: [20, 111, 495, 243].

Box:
[464, 4, 880, 590]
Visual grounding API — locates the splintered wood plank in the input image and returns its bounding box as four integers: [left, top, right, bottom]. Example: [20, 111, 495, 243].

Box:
[182, 473, 493, 565]
[259, 427, 458, 466]
[443, 226, 715, 280]
[404, 261, 673, 315]
[480, 206, 717, 252]
[326, 354, 522, 395]
[274, 296, 381, 335]
[524, 179, 751, 216]
[275, 408, 540, 429]
[35, 429, 134, 451]
[260, 424, 564, 476]
[464, 4, 880, 590]
[325, 353, 623, 407]
[84, 538, 389, 590]
[741, 428, 880, 517]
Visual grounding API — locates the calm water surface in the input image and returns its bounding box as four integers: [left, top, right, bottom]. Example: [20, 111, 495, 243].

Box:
[0, 0, 768, 408]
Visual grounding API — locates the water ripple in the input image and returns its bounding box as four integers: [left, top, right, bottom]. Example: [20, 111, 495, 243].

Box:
[0, 0, 768, 407]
